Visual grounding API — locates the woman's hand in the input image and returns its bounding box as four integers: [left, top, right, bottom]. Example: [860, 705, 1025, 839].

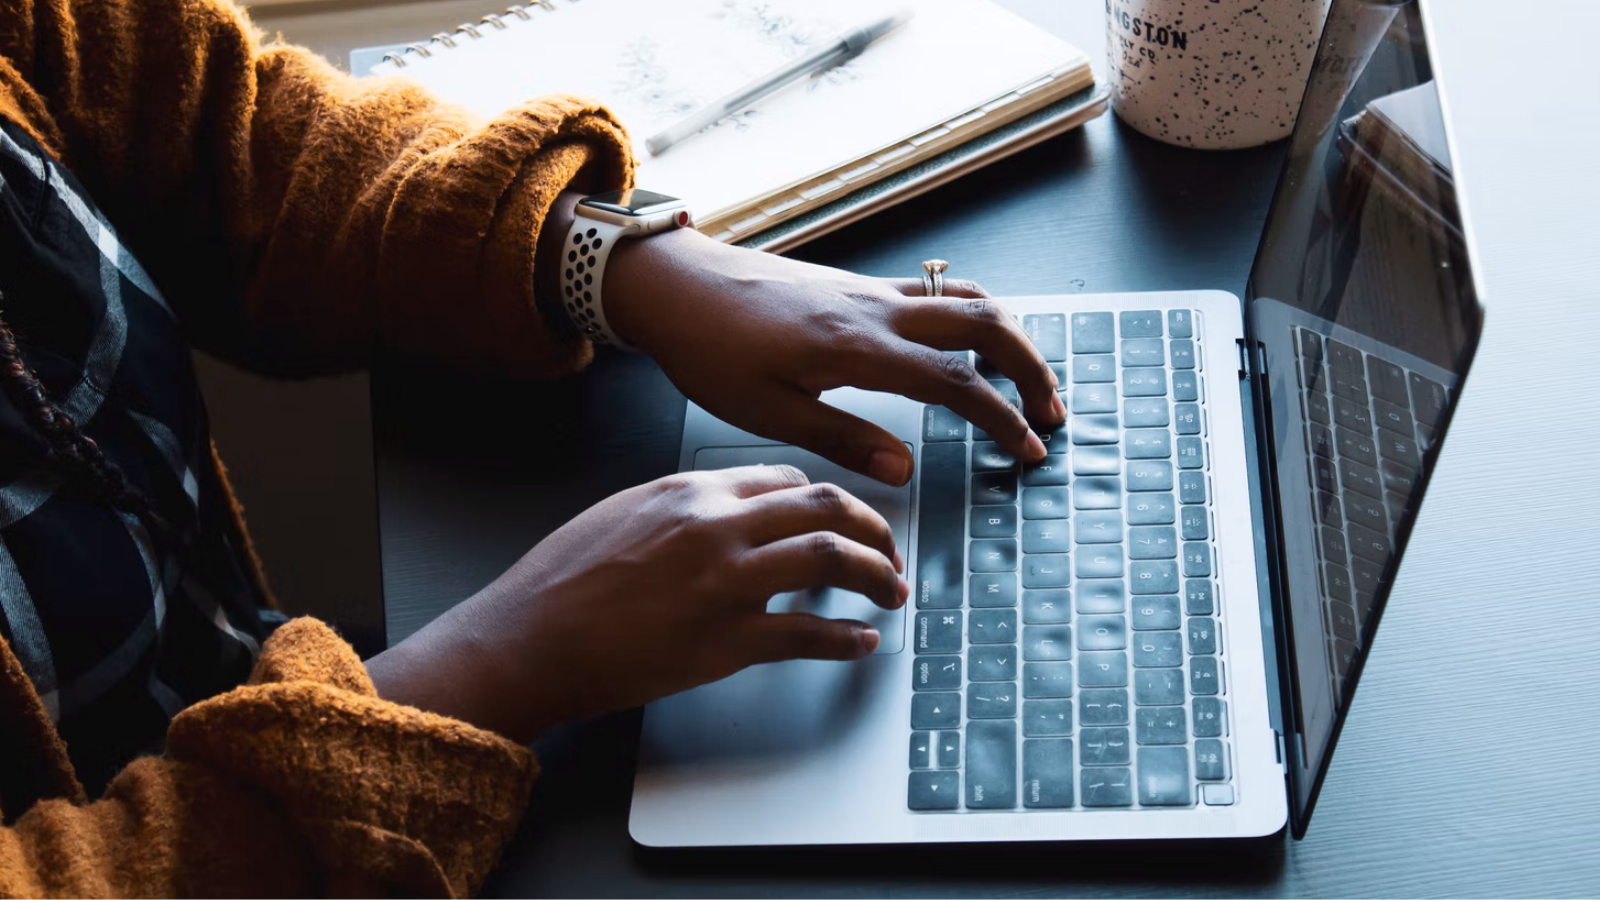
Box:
[603, 226, 1066, 486]
[366, 465, 905, 744]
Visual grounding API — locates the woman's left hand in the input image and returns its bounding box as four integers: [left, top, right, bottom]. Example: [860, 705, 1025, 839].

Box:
[603, 227, 1066, 486]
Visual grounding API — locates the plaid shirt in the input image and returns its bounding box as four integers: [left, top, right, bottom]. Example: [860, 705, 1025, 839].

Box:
[0, 120, 274, 795]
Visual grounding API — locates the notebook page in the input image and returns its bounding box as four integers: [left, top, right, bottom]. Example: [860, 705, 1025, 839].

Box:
[373, 0, 1082, 218]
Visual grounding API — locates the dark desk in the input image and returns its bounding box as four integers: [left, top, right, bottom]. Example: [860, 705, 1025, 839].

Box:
[370, 3, 1600, 896]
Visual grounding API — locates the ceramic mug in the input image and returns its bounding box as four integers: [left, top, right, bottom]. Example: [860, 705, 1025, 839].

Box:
[1106, 0, 1335, 149]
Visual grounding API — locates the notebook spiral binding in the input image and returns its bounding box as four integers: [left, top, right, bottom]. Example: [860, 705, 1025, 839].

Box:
[381, 0, 574, 67]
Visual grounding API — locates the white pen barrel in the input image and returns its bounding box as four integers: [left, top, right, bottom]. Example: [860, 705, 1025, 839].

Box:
[645, 43, 850, 155]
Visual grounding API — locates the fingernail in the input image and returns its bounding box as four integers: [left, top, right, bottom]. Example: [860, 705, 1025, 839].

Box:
[1051, 392, 1066, 421]
[893, 548, 905, 574]
[868, 450, 911, 486]
[1025, 431, 1047, 461]
[859, 627, 881, 655]
[897, 579, 911, 606]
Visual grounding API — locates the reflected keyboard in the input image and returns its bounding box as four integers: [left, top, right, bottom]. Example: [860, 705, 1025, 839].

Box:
[908, 310, 1234, 812]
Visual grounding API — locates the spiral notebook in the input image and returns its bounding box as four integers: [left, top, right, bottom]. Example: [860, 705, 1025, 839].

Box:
[361, 0, 1101, 248]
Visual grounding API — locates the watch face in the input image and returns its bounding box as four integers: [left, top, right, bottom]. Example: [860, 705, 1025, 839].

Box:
[580, 189, 684, 217]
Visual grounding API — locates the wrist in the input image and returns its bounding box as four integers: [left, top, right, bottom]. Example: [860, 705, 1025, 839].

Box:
[603, 225, 724, 351]
[535, 190, 586, 340]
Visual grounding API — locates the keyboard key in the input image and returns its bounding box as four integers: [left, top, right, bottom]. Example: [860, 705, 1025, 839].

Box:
[1134, 668, 1186, 706]
[923, 406, 969, 442]
[1343, 490, 1387, 532]
[971, 472, 1018, 505]
[1124, 399, 1170, 428]
[1133, 631, 1183, 668]
[1187, 617, 1218, 655]
[1324, 564, 1352, 603]
[972, 442, 1017, 472]
[1193, 697, 1226, 737]
[1129, 526, 1178, 560]
[1125, 430, 1172, 459]
[1337, 428, 1377, 467]
[1333, 396, 1372, 432]
[965, 720, 1017, 808]
[969, 539, 1018, 573]
[937, 731, 961, 768]
[1077, 579, 1126, 614]
[1305, 391, 1331, 426]
[1121, 338, 1165, 367]
[1325, 339, 1362, 377]
[1172, 370, 1199, 402]
[1190, 657, 1222, 695]
[1071, 312, 1115, 354]
[1340, 459, 1382, 499]
[912, 692, 960, 729]
[1351, 555, 1383, 597]
[916, 443, 966, 608]
[1073, 445, 1120, 475]
[1169, 340, 1196, 370]
[1318, 490, 1343, 528]
[1024, 314, 1067, 362]
[1073, 510, 1123, 544]
[969, 647, 1018, 682]
[1076, 616, 1126, 651]
[1137, 746, 1192, 805]
[1073, 354, 1116, 383]
[1122, 367, 1169, 398]
[1079, 688, 1130, 726]
[1368, 357, 1409, 406]
[1333, 638, 1359, 679]
[1328, 601, 1358, 642]
[1374, 397, 1414, 435]
[910, 731, 933, 768]
[967, 682, 1018, 719]
[1023, 739, 1075, 807]
[1195, 738, 1228, 781]
[1119, 310, 1163, 337]
[1380, 459, 1419, 495]
[1203, 783, 1235, 806]
[908, 770, 959, 810]
[1299, 328, 1324, 361]
[1385, 490, 1408, 523]
[1021, 454, 1069, 486]
[1184, 579, 1215, 615]
[1302, 358, 1327, 391]
[1313, 456, 1337, 493]
[1022, 590, 1071, 625]
[970, 506, 1018, 539]
[1022, 487, 1071, 520]
[1022, 521, 1071, 554]
[970, 573, 1018, 608]
[1321, 526, 1349, 565]
[969, 609, 1018, 644]
[1072, 384, 1118, 414]
[1076, 547, 1125, 578]
[1347, 522, 1392, 563]
[1022, 554, 1071, 589]
[1036, 423, 1069, 451]
[1128, 492, 1176, 524]
[916, 612, 963, 654]
[1176, 437, 1203, 469]
[1182, 542, 1211, 577]
[1023, 661, 1074, 697]
[1180, 505, 1208, 539]
[1130, 560, 1179, 594]
[1070, 415, 1120, 444]
[1167, 309, 1193, 338]
[1025, 625, 1073, 660]
[1073, 477, 1122, 510]
[1136, 708, 1188, 745]
[914, 656, 962, 691]
[1080, 766, 1133, 806]
[1377, 428, 1421, 468]
[1310, 424, 1335, 459]
[1131, 595, 1181, 630]
[1173, 403, 1201, 435]
[1077, 651, 1128, 686]
[1050, 363, 1068, 389]
[1023, 700, 1073, 736]
[1080, 727, 1131, 765]
[1127, 460, 1174, 492]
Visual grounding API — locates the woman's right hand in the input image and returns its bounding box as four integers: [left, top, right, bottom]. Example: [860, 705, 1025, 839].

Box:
[365, 464, 906, 744]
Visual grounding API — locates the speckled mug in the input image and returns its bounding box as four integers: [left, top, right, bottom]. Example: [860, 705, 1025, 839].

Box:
[1106, 0, 1334, 149]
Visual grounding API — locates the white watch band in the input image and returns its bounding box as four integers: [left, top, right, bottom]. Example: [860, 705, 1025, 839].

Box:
[560, 217, 633, 350]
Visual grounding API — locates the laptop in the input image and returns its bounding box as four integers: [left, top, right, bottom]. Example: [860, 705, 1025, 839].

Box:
[631, 0, 1483, 845]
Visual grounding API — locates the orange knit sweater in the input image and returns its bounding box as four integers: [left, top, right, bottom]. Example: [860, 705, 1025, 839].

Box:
[0, 0, 635, 894]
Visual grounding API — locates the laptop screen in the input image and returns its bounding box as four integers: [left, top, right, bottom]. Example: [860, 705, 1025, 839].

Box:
[1242, 0, 1483, 835]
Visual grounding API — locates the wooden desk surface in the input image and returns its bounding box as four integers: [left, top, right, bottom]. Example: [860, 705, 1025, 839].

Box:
[370, 0, 1600, 895]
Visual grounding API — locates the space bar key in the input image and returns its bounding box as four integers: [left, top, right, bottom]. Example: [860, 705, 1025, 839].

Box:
[915, 441, 966, 609]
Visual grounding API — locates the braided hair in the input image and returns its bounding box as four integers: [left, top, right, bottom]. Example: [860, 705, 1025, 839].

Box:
[0, 290, 168, 537]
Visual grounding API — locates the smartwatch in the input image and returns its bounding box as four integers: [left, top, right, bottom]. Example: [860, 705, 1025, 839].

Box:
[559, 189, 693, 350]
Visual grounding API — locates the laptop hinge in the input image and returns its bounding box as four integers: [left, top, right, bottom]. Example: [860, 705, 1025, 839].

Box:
[1236, 338, 1251, 379]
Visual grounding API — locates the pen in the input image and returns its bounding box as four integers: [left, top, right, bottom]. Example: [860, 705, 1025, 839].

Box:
[644, 9, 915, 156]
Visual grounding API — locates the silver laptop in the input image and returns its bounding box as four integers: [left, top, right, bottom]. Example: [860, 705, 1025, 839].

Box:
[632, 0, 1483, 845]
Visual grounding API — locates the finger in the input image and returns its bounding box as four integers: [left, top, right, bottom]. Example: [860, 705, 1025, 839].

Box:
[739, 531, 907, 610]
[738, 613, 880, 665]
[891, 297, 1064, 437]
[736, 481, 900, 572]
[738, 390, 915, 487]
[884, 276, 991, 299]
[701, 462, 811, 499]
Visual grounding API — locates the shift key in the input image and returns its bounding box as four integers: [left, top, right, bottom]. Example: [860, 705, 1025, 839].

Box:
[966, 719, 1018, 809]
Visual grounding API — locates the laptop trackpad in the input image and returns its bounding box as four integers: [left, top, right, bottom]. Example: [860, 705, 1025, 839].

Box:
[692, 445, 909, 654]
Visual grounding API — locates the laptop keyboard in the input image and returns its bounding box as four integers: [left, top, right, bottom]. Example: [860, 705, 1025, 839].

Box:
[1293, 328, 1445, 706]
[909, 309, 1233, 812]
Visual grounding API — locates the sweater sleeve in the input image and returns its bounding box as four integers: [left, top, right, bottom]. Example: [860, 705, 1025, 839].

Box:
[0, 618, 537, 898]
[0, 0, 633, 379]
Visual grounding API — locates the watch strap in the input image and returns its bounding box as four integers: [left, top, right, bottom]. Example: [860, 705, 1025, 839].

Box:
[560, 217, 633, 350]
